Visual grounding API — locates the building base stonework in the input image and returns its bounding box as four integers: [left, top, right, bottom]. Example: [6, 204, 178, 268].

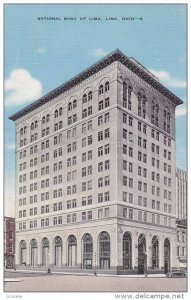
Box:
[15, 221, 178, 275]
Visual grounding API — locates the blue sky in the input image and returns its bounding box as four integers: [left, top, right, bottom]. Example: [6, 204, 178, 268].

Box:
[4, 4, 187, 217]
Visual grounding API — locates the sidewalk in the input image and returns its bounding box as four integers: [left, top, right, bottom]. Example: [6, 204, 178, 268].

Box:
[5, 269, 166, 278]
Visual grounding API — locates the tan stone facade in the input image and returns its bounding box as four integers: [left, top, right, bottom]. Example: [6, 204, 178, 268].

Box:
[10, 50, 182, 274]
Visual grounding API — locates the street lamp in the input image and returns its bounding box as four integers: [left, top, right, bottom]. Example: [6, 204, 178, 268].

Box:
[14, 253, 16, 271]
[94, 252, 97, 275]
[47, 251, 51, 275]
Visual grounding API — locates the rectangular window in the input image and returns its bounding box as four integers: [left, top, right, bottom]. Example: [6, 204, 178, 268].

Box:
[123, 160, 127, 170]
[105, 112, 109, 123]
[129, 178, 133, 188]
[105, 159, 110, 170]
[105, 176, 110, 186]
[123, 113, 127, 123]
[123, 176, 127, 186]
[123, 129, 127, 139]
[143, 125, 147, 134]
[129, 193, 133, 203]
[123, 191, 127, 202]
[138, 136, 142, 147]
[129, 209, 133, 220]
[129, 116, 133, 126]
[143, 197, 147, 207]
[98, 193, 103, 203]
[123, 208, 127, 218]
[138, 196, 142, 206]
[138, 211, 142, 221]
[98, 146, 103, 157]
[105, 97, 110, 107]
[99, 100, 104, 111]
[88, 150, 92, 160]
[98, 131, 103, 141]
[123, 144, 127, 155]
[105, 144, 110, 154]
[98, 115, 103, 126]
[98, 162, 103, 172]
[129, 147, 133, 157]
[138, 152, 142, 161]
[105, 191, 110, 201]
[98, 209, 103, 219]
[105, 128, 110, 139]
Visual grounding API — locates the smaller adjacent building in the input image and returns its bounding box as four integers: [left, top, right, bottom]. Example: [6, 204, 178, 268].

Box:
[176, 168, 187, 220]
[176, 219, 187, 269]
[4, 217, 15, 269]
[176, 168, 187, 270]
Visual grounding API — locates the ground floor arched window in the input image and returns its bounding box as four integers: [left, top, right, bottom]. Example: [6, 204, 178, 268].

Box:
[99, 231, 110, 269]
[68, 235, 77, 266]
[138, 234, 146, 274]
[30, 239, 37, 266]
[164, 238, 170, 274]
[54, 236, 62, 267]
[123, 232, 132, 269]
[42, 237, 49, 266]
[20, 240, 27, 266]
[152, 236, 159, 269]
[82, 233, 93, 269]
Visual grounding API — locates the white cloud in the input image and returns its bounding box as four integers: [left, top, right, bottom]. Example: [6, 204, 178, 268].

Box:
[5, 69, 42, 106]
[35, 47, 45, 54]
[92, 48, 107, 59]
[176, 105, 187, 117]
[149, 69, 186, 88]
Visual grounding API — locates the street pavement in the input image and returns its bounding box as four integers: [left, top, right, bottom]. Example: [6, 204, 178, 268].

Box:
[4, 273, 187, 292]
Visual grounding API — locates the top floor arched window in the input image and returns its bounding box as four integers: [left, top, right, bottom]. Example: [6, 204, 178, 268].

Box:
[105, 81, 110, 92]
[88, 91, 92, 101]
[54, 109, 58, 118]
[82, 94, 87, 104]
[151, 101, 159, 127]
[34, 120, 38, 129]
[59, 107, 63, 116]
[46, 114, 50, 123]
[138, 90, 146, 119]
[23, 126, 27, 134]
[73, 99, 77, 109]
[164, 107, 171, 133]
[42, 116, 46, 124]
[68, 102, 72, 111]
[123, 81, 132, 110]
[99, 85, 104, 96]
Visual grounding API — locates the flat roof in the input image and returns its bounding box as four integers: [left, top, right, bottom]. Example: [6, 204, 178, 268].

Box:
[9, 49, 183, 121]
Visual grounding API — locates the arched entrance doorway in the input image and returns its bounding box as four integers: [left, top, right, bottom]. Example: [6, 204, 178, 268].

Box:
[82, 233, 93, 269]
[42, 238, 49, 266]
[152, 236, 159, 269]
[164, 238, 170, 274]
[123, 232, 132, 269]
[30, 239, 37, 266]
[138, 234, 146, 274]
[68, 235, 77, 266]
[54, 236, 62, 267]
[20, 240, 27, 266]
[99, 231, 110, 269]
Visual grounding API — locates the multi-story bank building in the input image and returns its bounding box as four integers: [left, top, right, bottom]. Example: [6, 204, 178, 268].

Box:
[9, 49, 183, 274]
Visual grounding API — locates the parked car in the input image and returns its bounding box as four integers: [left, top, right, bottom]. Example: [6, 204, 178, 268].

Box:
[166, 269, 187, 278]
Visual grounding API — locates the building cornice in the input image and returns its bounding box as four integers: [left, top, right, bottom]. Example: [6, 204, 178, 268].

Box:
[9, 49, 183, 122]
